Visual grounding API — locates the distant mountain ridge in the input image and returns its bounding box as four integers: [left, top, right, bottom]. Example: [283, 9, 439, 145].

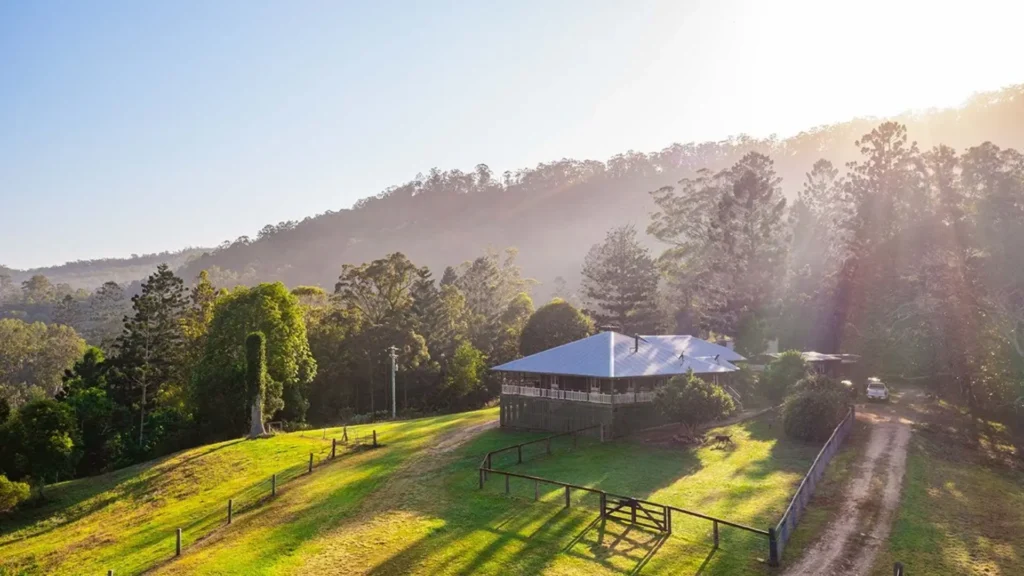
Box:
[1, 249, 207, 290]
[10, 85, 1024, 296]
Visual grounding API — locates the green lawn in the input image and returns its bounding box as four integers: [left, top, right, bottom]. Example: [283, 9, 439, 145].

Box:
[870, 434, 1024, 575]
[1, 409, 839, 575]
[0, 409, 496, 576]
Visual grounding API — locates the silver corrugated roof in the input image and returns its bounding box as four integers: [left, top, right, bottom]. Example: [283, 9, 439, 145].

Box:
[491, 332, 742, 378]
[639, 334, 747, 363]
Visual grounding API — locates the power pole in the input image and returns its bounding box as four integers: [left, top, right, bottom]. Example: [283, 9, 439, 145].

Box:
[387, 345, 398, 419]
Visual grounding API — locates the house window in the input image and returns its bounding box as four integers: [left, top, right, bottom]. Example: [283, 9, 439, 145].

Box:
[550, 375, 559, 389]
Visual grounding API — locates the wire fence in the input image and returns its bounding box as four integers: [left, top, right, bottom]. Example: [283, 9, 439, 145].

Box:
[108, 427, 381, 574]
[770, 406, 856, 565]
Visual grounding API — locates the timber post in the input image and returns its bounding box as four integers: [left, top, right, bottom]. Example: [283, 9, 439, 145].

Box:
[175, 528, 182, 556]
[768, 527, 779, 566]
[308, 453, 313, 474]
[331, 438, 337, 459]
[272, 474, 277, 497]
[564, 486, 570, 508]
[373, 430, 377, 447]
[227, 499, 233, 524]
[713, 520, 720, 548]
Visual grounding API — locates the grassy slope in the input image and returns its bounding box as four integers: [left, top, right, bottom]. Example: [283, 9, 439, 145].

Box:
[157, 415, 824, 576]
[0, 409, 496, 576]
[3, 409, 840, 576]
[870, 434, 1024, 576]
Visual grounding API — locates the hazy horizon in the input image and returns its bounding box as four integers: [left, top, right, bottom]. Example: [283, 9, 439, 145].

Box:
[4, 0, 1023, 269]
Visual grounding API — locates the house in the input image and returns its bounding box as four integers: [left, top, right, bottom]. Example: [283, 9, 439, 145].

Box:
[764, 351, 860, 379]
[492, 331, 744, 437]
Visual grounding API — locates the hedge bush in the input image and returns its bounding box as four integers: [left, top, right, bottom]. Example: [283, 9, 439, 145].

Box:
[782, 388, 848, 442]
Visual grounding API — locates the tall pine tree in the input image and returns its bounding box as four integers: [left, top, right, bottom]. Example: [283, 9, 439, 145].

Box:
[580, 225, 661, 334]
[111, 264, 187, 448]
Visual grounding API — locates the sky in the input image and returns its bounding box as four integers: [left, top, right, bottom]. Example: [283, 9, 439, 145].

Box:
[2, 0, 1023, 269]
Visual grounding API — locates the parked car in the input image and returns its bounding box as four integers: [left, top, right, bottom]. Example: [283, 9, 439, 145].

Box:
[865, 378, 889, 401]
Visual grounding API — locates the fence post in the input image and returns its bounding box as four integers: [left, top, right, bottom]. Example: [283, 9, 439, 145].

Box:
[713, 520, 719, 548]
[564, 486, 570, 508]
[175, 528, 182, 556]
[272, 474, 277, 497]
[373, 430, 377, 447]
[227, 499, 233, 524]
[534, 479, 539, 501]
[600, 492, 606, 517]
[486, 454, 492, 481]
[666, 508, 672, 534]
[768, 527, 779, 566]
[517, 445, 522, 464]
[108, 571, 114, 576]
[331, 438, 337, 459]
[894, 562, 903, 576]
[309, 453, 314, 474]
[631, 500, 637, 523]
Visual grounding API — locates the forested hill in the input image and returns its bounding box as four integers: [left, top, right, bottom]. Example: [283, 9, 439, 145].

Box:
[2, 249, 206, 290]
[9, 86, 1024, 296]
[177, 84, 1024, 298]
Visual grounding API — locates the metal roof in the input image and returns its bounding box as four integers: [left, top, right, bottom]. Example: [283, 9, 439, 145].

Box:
[491, 331, 741, 378]
[639, 335, 747, 363]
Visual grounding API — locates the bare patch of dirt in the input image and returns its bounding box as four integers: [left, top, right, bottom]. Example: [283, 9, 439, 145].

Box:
[784, 390, 920, 576]
[431, 419, 498, 454]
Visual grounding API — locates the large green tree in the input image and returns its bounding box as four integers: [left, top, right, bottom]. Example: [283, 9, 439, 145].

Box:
[61, 347, 123, 476]
[519, 299, 594, 356]
[0, 319, 86, 406]
[650, 152, 787, 346]
[5, 399, 80, 492]
[581, 225, 661, 335]
[193, 282, 316, 439]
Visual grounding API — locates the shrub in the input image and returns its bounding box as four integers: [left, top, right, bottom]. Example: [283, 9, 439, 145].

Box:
[761, 350, 808, 403]
[782, 388, 848, 442]
[656, 371, 736, 435]
[791, 373, 844, 395]
[0, 474, 30, 513]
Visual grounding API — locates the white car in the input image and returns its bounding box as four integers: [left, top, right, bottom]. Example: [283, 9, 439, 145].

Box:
[865, 379, 889, 401]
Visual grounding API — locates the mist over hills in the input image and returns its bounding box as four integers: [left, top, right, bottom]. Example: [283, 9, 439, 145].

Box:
[8, 84, 1024, 299]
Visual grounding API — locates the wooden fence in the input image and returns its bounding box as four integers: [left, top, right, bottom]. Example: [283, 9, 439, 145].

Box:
[478, 426, 772, 561]
[106, 427, 380, 574]
[501, 384, 657, 404]
[770, 406, 856, 565]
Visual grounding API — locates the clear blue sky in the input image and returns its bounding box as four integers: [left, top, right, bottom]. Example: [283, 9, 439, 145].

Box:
[2, 0, 1022, 269]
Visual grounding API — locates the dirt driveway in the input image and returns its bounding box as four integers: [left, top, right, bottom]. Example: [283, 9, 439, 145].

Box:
[784, 389, 923, 576]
